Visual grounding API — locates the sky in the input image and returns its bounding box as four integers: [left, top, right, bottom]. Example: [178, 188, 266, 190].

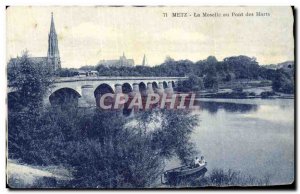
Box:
[6, 6, 294, 68]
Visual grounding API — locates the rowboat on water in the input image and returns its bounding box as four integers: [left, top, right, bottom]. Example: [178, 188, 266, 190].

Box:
[161, 162, 207, 185]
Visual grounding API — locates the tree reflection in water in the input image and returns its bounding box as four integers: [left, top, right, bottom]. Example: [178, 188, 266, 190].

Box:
[196, 101, 258, 114]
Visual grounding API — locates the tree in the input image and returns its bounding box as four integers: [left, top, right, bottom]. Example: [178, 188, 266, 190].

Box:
[206, 56, 218, 64]
[8, 52, 54, 160]
[223, 56, 259, 79]
[9, 98, 200, 188]
[164, 56, 175, 63]
[8, 52, 54, 112]
[272, 69, 294, 94]
[177, 75, 204, 92]
[79, 65, 96, 71]
[203, 73, 218, 90]
[58, 68, 78, 77]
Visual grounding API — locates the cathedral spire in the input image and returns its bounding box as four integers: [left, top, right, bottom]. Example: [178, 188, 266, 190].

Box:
[47, 13, 61, 70]
[50, 12, 56, 34]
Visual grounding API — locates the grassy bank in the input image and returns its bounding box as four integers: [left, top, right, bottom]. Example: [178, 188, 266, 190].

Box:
[160, 168, 271, 188]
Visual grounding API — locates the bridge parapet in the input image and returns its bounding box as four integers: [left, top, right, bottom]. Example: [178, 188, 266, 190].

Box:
[54, 76, 187, 83]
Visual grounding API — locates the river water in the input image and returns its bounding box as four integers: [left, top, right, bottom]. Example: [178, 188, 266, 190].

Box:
[168, 98, 294, 185]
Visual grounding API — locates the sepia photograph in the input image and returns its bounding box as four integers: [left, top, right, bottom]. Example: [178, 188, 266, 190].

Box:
[5, 6, 295, 189]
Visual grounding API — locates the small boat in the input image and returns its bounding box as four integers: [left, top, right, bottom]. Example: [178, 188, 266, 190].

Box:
[162, 162, 207, 185]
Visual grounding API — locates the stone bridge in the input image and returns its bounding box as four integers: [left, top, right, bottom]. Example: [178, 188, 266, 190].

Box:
[44, 76, 187, 107]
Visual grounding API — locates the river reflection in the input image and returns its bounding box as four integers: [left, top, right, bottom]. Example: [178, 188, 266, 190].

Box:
[168, 98, 294, 186]
[196, 101, 258, 114]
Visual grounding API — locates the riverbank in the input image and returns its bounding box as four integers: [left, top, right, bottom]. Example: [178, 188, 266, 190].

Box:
[155, 168, 271, 188]
[195, 86, 294, 99]
[7, 159, 71, 188]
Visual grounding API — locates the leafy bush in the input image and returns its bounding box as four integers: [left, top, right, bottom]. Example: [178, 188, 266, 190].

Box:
[206, 92, 248, 99]
[261, 91, 276, 99]
[248, 92, 256, 96]
[187, 169, 271, 187]
[272, 69, 294, 94]
[9, 99, 199, 188]
[177, 75, 204, 92]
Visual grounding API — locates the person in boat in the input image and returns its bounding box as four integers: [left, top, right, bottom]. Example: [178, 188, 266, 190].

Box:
[199, 156, 206, 167]
[193, 156, 206, 168]
[194, 157, 200, 167]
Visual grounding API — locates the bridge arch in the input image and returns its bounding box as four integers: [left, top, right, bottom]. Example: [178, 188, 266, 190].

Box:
[94, 83, 114, 107]
[152, 82, 158, 92]
[122, 83, 132, 94]
[121, 83, 133, 116]
[171, 81, 175, 88]
[163, 81, 168, 89]
[139, 82, 147, 96]
[49, 87, 81, 107]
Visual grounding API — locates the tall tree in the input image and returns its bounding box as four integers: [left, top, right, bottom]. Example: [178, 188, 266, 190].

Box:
[8, 52, 54, 112]
[8, 52, 54, 160]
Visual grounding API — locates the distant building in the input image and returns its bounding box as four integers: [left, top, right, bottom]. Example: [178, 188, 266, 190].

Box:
[8, 13, 61, 71]
[264, 61, 294, 71]
[142, 54, 147, 66]
[277, 61, 294, 70]
[98, 53, 134, 67]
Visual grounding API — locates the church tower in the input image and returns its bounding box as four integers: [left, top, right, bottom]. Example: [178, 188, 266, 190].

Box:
[47, 13, 61, 71]
[142, 54, 147, 66]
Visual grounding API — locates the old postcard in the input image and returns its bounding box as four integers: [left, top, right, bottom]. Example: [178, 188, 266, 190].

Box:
[6, 6, 295, 189]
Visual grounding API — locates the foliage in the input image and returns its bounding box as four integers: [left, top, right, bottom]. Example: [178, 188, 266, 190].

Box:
[135, 109, 199, 164]
[79, 65, 96, 71]
[272, 69, 294, 94]
[95, 59, 194, 77]
[261, 91, 276, 98]
[95, 55, 290, 92]
[58, 68, 79, 77]
[61, 55, 294, 96]
[8, 52, 202, 188]
[177, 75, 204, 92]
[7, 52, 54, 112]
[8, 103, 199, 188]
[7, 52, 284, 188]
[8, 52, 54, 160]
[186, 169, 271, 187]
[223, 56, 259, 79]
[203, 73, 218, 90]
[204, 92, 248, 99]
